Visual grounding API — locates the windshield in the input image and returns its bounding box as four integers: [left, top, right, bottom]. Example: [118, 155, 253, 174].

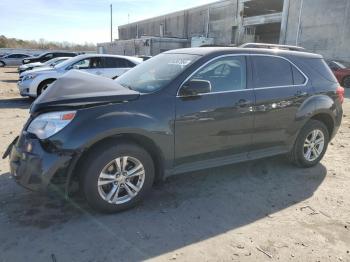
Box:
[115, 53, 200, 93]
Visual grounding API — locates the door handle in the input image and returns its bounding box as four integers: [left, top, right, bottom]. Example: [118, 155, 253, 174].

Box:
[235, 99, 252, 107]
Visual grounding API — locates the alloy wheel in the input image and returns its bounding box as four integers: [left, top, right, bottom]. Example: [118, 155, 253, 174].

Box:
[97, 156, 145, 204]
[303, 129, 325, 162]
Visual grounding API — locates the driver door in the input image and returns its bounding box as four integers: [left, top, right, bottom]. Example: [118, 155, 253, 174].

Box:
[174, 55, 254, 167]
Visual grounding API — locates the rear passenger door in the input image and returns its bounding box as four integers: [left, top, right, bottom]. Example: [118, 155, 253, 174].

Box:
[250, 55, 309, 155]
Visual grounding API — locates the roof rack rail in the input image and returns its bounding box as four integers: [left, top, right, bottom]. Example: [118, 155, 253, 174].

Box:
[240, 43, 305, 52]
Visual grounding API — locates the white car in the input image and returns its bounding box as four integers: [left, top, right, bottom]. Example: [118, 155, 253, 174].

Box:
[0, 53, 31, 67]
[18, 57, 71, 74]
[18, 54, 142, 98]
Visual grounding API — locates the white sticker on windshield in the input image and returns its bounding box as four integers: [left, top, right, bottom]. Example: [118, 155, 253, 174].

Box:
[168, 59, 192, 68]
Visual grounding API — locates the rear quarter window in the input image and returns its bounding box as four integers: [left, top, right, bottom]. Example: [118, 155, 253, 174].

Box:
[292, 66, 306, 85]
[306, 58, 338, 83]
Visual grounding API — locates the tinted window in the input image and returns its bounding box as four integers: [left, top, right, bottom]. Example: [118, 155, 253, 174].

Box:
[63, 53, 76, 57]
[253, 56, 293, 88]
[103, 57, 132, 68]
[8, 54, 19, 58]
[189, 56, 246, 92]
[307, 58, 338, 83]
[292, 66, 306, 85]
[90, 57, 103, 68]
[44, 54, 54, 59]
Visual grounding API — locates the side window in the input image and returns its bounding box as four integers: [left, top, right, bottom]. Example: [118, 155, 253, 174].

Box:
[90, 57, 103, 68]
[189, 56, 246, 93]
[103, 58, 133, 68]
[292, 66, 306, 85]
[253, 56, 293, 88]
[44, 54, 54, 60]
[71, 59, 90, 69]
[327, 61, 338, 70]
[125, 60, 136, 68]
[8, 54, 18, 58]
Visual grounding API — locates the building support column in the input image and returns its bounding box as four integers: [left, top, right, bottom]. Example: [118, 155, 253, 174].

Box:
[236, 0, 245, 45]
[279, 0, 290, 44]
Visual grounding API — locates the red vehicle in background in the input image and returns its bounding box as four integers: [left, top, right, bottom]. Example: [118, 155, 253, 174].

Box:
[327, 60, 350, 88]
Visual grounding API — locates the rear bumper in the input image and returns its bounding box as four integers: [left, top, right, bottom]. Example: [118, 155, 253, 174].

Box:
[9, 132, 73, 192]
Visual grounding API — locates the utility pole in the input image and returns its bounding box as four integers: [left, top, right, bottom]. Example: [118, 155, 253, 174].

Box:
[110, 4, 113, 42]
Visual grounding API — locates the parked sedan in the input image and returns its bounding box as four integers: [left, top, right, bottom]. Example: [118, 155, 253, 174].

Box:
[0, 53, 31, 67]
[18, 57, 70, 74]
[22, 51, 77, 65]
[327, 60, 350, 88]
[18, 54, 142, 98]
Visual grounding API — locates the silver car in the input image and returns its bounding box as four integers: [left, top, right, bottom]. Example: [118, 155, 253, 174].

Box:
[0, 53, 31, 67]
[18, 57, 71, 74]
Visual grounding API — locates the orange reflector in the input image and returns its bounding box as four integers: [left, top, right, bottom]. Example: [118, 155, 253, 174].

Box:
[61, 112, 76, 120]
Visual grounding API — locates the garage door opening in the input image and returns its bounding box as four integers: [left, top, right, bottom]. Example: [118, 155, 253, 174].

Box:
[254, 22, 281, 43]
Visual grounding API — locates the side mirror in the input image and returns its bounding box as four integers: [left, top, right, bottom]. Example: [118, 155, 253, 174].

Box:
[179, 79, 211, 97]
[73, 65, 80, 70]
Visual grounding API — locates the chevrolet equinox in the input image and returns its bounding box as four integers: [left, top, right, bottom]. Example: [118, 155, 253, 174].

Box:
[5, 47, 344, 213]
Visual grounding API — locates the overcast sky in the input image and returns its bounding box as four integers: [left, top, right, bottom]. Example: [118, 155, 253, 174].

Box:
[0, 0, 218, 44]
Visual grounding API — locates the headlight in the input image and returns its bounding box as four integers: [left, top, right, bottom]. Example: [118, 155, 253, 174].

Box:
[27, 111, 76, 139]
[23, 59, 30, 63]
[22, 74, 37, 81]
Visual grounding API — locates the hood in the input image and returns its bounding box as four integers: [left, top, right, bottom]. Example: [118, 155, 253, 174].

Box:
[19, 62, 42, 69]
[31, 70, 140, 114]
[20, 66, 56, 77]
[27, 62, 42, 67]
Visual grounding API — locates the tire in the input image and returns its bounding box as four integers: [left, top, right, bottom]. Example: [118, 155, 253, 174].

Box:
[288, 120, 329, 168]
[0, 61, 5, 67]
[80, 142, 155, 213]
[343, 76, 350, 89]
[37, 79, 55, 96]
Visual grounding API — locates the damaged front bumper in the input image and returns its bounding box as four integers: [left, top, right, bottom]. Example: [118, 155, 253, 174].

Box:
[7, 132, 73, 192]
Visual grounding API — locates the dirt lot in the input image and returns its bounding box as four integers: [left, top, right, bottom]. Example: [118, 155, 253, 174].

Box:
[0, 66, 349, 262]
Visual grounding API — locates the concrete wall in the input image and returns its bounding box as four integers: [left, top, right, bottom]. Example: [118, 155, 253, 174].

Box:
[118, 0, 238, 45]
[285, 0, 350, 62]
[97, 37, 188, 56]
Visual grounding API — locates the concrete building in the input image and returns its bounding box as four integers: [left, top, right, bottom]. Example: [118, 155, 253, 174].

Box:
[98, 0, 350, 62]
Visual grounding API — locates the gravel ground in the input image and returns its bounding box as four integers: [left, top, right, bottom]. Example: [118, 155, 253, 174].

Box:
[0, 67, 349, 262]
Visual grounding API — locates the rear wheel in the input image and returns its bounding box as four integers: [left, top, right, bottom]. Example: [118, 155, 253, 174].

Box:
[80, 142, 155, 213]
[37, 79, 55, 96]
[0, 61, 5, 67]
[289, 120, 329, 168]
[343, 76, 350, 89]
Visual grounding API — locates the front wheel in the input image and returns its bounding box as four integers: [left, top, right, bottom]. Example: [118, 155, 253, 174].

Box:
[289, 120, 329, 168]
[37, 79, 55, 96]
[80, 142, 155, 213]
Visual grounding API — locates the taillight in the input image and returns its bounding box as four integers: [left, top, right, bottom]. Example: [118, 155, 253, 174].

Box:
[336, 86, 345, 104]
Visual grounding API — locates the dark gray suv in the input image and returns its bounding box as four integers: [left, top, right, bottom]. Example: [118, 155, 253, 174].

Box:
[5, 47, 344, 213]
